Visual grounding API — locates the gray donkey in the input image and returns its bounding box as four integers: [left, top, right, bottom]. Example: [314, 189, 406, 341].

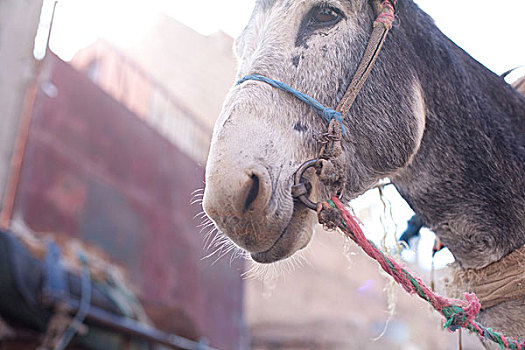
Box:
[203, 0, 525, 338]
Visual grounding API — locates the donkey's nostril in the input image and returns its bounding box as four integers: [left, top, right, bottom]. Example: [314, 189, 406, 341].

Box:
[204, 164, 271, 219]
[243, 174, 260, 212]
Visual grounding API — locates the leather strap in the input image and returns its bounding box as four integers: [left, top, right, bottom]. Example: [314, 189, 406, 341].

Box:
[336, 0, 396, 119]
[445, 244, 525, 309]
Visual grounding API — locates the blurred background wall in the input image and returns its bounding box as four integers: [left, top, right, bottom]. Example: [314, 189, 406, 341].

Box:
[0, 3, 246, 349]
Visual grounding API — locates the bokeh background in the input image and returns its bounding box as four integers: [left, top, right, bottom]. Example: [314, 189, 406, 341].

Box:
[0, 0, 523, 349]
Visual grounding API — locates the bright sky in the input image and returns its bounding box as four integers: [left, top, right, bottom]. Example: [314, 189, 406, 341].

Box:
[41, 0, 524, 269]
[46, 0, 525, 77]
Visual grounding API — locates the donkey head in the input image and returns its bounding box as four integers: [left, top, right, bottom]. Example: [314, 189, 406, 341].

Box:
[203, 0, 426, 263]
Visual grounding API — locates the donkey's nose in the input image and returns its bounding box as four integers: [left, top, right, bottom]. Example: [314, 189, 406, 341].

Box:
[235, 166, 272, 215]
[204, 164, 272, 219]
[242, 173, 261, 212]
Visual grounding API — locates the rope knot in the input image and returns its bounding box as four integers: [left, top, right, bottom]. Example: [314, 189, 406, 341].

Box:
[442, 305, 468, 332]
[442, 293, 481, 332]
[317, 201, 342, 231]
[462, 293, 482, 323]
[374, 0, 396, 30]
[322, 109, 345, 133]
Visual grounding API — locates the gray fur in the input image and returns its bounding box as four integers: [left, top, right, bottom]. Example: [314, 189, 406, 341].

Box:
[476, 297, 525, 339]
[203, 0, 525, 336]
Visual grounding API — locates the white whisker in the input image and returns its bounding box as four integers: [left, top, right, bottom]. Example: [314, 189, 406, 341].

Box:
[241, 246, 311, 285]
[211, 240, 238, 266]
[198, 221, 215, 231]
[203, 227, 218, 248]
[193, 210, 206, 220]
[190, 198, 204, 206]
[191, 188, 205, 195]
[190, 192, 204, 200]
[204, 229, 222, 251]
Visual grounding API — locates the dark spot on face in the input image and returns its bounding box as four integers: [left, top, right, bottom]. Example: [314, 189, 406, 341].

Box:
[294, 122, 308, 132]
[295, 33, 310, 49]
[292, 55, 301, 67]
[295, 16, 310, 48]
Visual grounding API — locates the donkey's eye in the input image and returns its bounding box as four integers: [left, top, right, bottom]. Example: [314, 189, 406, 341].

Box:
[296, 4, 344, 45]
[311, 6, 340, 25]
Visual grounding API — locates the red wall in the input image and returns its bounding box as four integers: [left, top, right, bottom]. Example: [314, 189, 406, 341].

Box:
[13, 54, 245, 349]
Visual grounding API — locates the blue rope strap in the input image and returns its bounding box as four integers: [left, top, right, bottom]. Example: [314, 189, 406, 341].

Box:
[54, 253, 91, 350]
[237, 75, 346, 133]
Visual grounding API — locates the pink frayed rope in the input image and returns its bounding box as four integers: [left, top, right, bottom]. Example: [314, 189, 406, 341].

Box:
[331, 199, 465, 310]
[463, 293, 482, 325]
[375, 0, 396, 29]
[323, 197, 525, 349]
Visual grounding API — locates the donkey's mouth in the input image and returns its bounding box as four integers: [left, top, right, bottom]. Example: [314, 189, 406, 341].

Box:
[250, 201, 315, 263]
[250, 229, 289, 263]
[250, 224, 295, 263]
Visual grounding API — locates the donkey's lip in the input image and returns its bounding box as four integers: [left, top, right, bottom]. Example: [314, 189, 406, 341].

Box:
[249, 201, 311, 263]
[250, 226, 290, 263]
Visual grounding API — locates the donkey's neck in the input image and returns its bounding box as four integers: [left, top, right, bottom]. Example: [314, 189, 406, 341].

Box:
[390, 2, 525, 269]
